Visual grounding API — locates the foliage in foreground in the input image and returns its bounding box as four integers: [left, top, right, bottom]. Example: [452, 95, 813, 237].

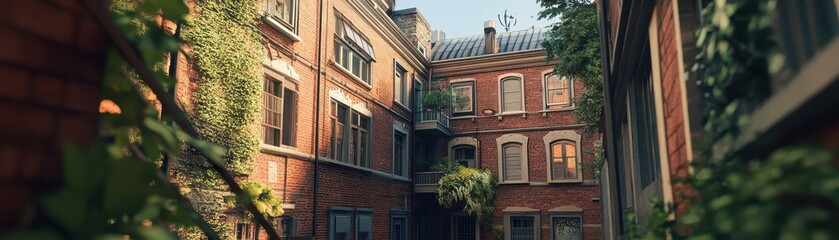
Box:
[624, 0, 839, 239]
[436, 166, 498, 222]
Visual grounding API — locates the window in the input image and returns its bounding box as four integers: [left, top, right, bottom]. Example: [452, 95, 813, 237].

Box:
[355, 209, 372, 240]
[629, 73, 660, 188]
[452, 215, 476, 240]
[451, 81, 475, 116]
[335, 16, 375, 85]
[329, 208, 352, 240]
[544, 74, 572, 109]
[329, 101, 370, 167]
[393, 131, 408, 176]
[391, 211, 409, 240]
[235, 222, 255, 240]
[502, 143, 523, 182]
[262, 75, 298, 147]
[500, 76, 524, 113]
[550, 141, 578, 180]
[394, 63, 409, 106]
[265, 0, 297, 31]
[452, 145, 476, 168]
[551, 216, 582, 240]
[543, 130, 583, 182]
[510, 217, 535, 240]
[497, 134, 529, 183]
[418, 43, 427, 57]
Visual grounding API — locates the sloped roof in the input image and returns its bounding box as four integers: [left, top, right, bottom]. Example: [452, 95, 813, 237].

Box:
[431, 27, 547, 61]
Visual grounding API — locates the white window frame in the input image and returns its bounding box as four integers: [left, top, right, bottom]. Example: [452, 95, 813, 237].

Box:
[541, 70, 574, 110]
[498, 73, 526, 114]
[261, 0, 301, 42]
[450, 79, 475, 115]
[261, 69, 299, 148]
[543, 130, 583, 183]
[393, 60, 410, 108]
[496, 133, 529, 183]
[392, 122, 410, 177]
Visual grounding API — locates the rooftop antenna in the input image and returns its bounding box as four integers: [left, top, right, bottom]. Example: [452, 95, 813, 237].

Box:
[497, 10, 517, 31]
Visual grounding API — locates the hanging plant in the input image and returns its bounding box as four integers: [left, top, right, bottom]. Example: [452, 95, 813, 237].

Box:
[436, 166, 498, 222]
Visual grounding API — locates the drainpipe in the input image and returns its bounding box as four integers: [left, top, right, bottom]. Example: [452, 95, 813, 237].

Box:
[312, 0, 325, 237]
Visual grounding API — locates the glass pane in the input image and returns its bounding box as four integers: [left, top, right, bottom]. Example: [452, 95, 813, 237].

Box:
[281, 89, 297, 146]
[511, 217, 535, 240]
[553, 217, 582, 240]
[341, 47, 349, 69]
[503, 79, 521, 92]
[352, 54, 361, 76]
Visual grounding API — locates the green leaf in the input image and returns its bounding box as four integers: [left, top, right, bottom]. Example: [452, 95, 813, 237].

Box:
[42, 188, 87, 232]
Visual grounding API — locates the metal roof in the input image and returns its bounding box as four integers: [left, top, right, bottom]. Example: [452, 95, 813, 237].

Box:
[431, 27, 546, 61]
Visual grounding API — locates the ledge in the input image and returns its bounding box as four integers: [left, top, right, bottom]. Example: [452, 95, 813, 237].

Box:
[260, 144, 313, 160]
[318, 157, 412, 183]
[261, 16, 301, 42]
[393, 101, 412, 112]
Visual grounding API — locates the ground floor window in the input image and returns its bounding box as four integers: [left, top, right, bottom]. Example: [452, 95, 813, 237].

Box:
[329, 208, 352, 240]
[551, 216, 582, 240]
[391, 211, 408, 240]
[452, 215, 476, 240]
[235, 221, 256, 240]
[510, 217, 536, 240]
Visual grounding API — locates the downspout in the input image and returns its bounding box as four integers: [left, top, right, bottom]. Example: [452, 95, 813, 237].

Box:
[312, 0, 325, 237]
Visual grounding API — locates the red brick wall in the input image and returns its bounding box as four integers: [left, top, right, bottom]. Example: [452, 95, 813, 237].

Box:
[654, 0, 693, 214]
[0, 0, 108, 230]
[441, 65, 602, 239]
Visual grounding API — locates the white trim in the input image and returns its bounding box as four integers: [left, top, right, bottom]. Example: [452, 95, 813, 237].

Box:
[448, 78, 476, 84]
[496, 133, 529, 183]
[263, 59, 300, 81]
[648, 8, 675, 209]
[261, 16, 301, 42]
[498, 73, 526, 113]
[352, 102, 372, 117]
[332, 59, 373, 90]
[543, 130, 583, 183]
[541, 69, 575, 110]
[329, 88, 353, 106]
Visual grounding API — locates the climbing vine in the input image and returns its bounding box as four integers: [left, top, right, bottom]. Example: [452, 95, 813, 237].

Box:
[177, 0, 264, 185]
[436, 166, 498, 222]
[624, 1, 839, 239]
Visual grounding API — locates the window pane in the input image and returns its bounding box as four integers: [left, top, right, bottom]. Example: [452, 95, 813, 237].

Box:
[503, 144, 522, 181]
[511, 217, 535, 240]
[551, 143, 565, 179]
[453, 85, 473, 113]
[394, 132, 405, 175]
[352, 54, 361, 76]
[394, 71, 403, 102]
[552, 217, 582, 240]
[341, 47, 349, 69]
[281, 88, 297, 146]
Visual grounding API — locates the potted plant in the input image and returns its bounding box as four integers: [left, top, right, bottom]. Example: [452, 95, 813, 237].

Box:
[421, 88, 467, 111]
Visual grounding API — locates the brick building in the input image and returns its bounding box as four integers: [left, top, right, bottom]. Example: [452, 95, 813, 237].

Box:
[412, 22, 602, 240]
[595, 0, 839, 238]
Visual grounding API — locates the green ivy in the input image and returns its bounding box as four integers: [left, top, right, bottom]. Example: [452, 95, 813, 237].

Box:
[436, 166, 498, 222]
[178, 0, 264, 183]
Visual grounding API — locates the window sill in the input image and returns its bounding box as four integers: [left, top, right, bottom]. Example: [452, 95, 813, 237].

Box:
[547, 179, 584, 184]
[318, 157, 413, 183]
[331, 61, 372, 90]
[450, 115, 477, 120]
[261, 16, 301, 42]
[393, 101, 412, 112]
[498, 181, 530, 185]
[497, 111, 527, 116]
[539, 107, 576, 113]
[260, 143, 313, 160]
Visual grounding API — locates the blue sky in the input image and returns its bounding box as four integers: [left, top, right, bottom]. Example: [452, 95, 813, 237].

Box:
[396, 0, 556, 38]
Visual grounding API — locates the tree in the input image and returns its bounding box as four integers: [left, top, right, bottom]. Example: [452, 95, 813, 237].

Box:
[538, 0, 603, 134]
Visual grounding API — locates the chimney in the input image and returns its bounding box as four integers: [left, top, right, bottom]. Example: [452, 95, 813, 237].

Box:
[484, 20, 498, 54]
[431, 30, 446, 43]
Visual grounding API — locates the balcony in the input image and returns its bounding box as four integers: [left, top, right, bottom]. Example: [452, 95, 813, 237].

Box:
[414, 89, 452, 137]
[414, 171, 445, 193]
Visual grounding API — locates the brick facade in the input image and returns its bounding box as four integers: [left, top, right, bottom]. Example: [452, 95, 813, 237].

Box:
[433, 65, 602, 240]
[0, 0, 108, 230]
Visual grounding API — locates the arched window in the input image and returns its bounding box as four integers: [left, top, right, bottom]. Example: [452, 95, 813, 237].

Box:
[502, 143, 523, 181]
[550, 141, 578, 180]
[452, 145, 476, 168]
[500, 76, 523, 113]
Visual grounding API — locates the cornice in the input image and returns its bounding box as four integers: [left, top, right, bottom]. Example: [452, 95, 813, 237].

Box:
[430, 50, 556, 78]
[345, 0, 430, 74]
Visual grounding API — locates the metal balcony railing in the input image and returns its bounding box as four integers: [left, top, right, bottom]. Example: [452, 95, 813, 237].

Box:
[414, 171, 445, 185]
[414, 89, 452, 129]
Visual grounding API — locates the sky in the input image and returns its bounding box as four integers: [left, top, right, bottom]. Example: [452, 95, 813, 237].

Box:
[396, 0, 556, 39]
